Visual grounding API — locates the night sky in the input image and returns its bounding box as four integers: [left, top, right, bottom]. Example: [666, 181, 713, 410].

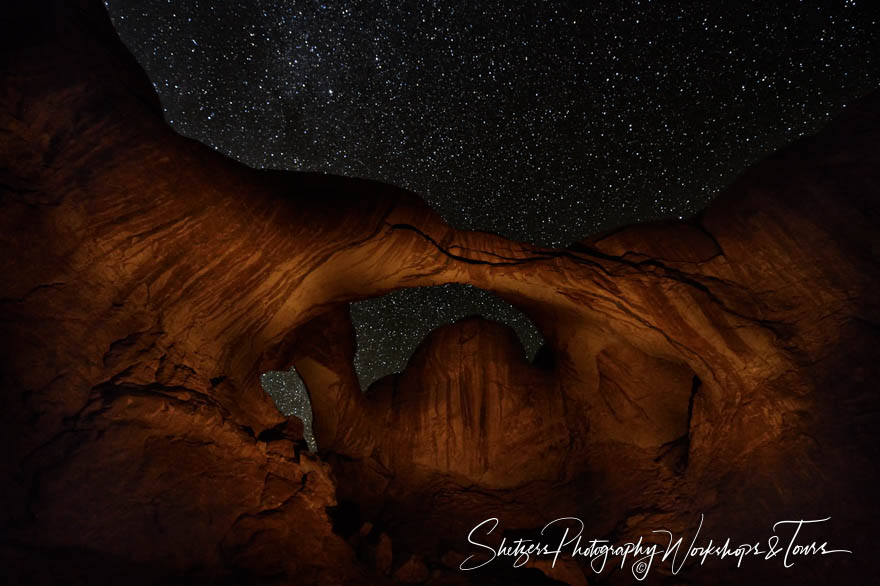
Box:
[107, 1, 879, 390]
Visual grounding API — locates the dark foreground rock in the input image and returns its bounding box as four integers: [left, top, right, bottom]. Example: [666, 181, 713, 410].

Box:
[2, 1, 878, 584]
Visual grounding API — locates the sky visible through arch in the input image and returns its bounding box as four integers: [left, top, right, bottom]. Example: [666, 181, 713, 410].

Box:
[351, 284, 543, 390]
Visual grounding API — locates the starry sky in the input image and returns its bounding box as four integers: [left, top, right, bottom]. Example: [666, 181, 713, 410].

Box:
[106, 0, 880, 389]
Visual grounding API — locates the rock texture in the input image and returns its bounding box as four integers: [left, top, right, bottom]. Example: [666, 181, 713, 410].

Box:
[2, 1, 879, 585]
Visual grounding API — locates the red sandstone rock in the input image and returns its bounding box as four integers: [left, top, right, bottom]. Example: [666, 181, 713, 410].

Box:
[394, 555, 430, 583]
[2, 1, 879, 585]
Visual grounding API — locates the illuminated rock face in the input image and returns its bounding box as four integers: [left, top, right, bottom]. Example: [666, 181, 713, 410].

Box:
[2, 1, 879, 585]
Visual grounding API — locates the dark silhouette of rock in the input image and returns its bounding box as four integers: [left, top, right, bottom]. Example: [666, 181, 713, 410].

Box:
[2, 1, 879, 584]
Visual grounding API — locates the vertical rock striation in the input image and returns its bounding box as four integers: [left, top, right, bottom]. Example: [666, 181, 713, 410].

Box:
[2, 1, 879, 584]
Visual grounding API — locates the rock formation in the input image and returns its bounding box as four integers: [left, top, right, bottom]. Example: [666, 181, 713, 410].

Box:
[2, 1, 878, 584]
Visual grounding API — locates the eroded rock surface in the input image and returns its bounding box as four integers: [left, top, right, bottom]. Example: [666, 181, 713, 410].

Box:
[2, 1, 879, 584]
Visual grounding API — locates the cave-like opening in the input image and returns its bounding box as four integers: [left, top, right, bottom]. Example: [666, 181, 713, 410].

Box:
[350, 283, 545, 390]
[259, 283, 547, 453]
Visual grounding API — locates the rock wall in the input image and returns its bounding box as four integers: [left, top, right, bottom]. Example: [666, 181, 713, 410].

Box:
[2, 1, 878, 584]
